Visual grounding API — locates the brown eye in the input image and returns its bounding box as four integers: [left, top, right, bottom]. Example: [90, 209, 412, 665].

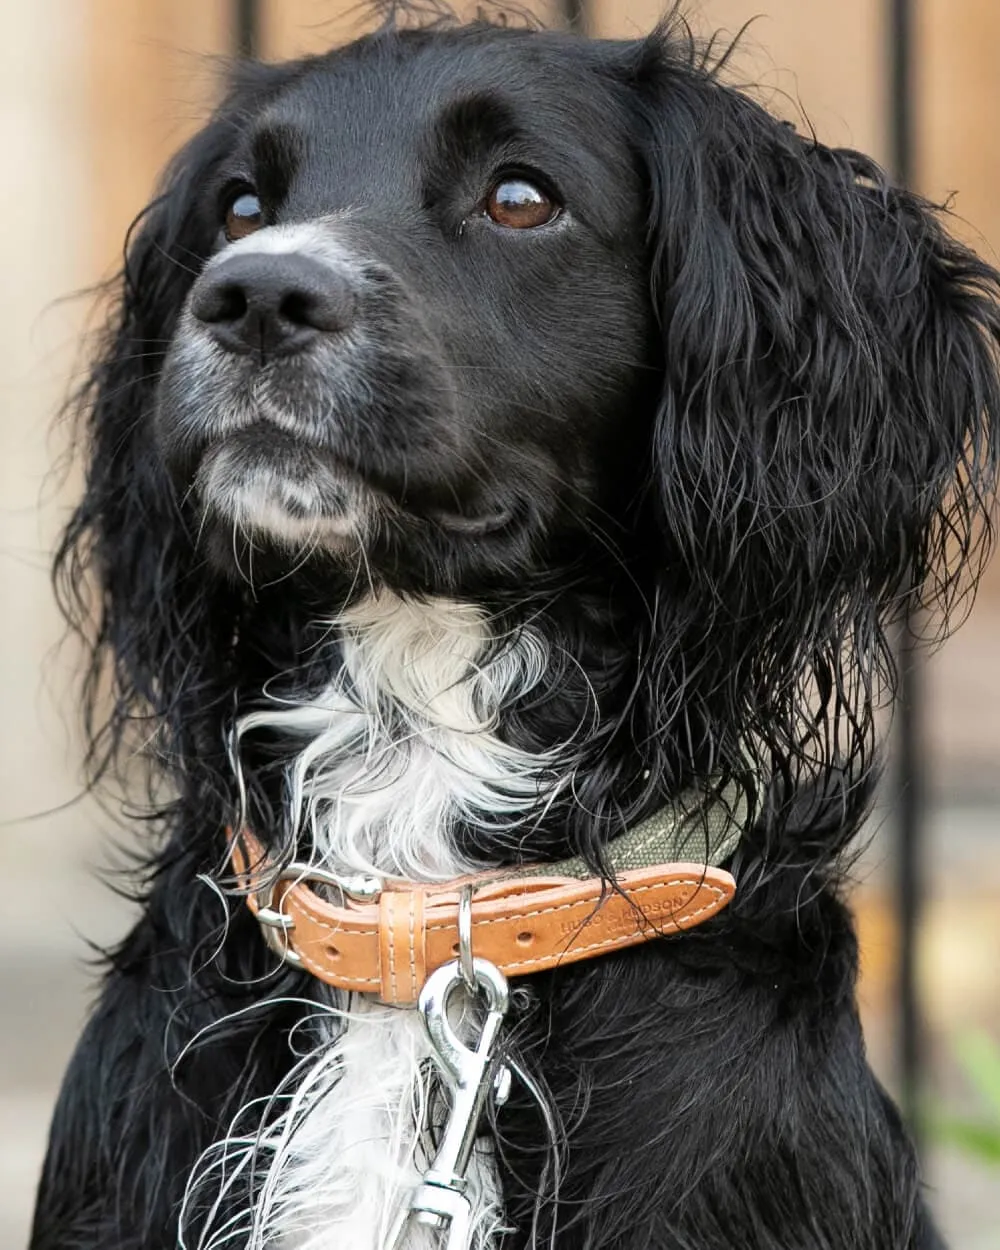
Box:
[224, 189, 263, 242]
[485, 178, 558, 229]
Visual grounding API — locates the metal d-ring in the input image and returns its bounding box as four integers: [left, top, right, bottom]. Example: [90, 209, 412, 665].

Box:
[254, 861, 382, 970]
[457, 883, 476, 992]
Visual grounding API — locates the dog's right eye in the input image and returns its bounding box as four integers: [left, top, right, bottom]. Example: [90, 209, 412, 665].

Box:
[223, 188, 264, 242]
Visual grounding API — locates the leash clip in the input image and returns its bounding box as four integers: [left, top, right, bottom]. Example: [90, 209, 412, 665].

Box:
[388, 957, 511, 1250]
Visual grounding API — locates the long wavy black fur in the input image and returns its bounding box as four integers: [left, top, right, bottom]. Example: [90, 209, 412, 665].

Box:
[33, 7, 1000, 1249]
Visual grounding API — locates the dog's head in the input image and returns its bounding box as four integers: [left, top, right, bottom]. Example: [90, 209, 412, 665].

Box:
[63, 13, 999, 820]
[153, 24, 660, 594]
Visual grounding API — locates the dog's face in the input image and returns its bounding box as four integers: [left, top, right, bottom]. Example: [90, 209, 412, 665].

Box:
[156, 30, 657, 592]
[66, 17, 999, 808]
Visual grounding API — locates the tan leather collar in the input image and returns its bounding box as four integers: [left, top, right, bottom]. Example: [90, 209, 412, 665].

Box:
[231, 794, 741, 1005]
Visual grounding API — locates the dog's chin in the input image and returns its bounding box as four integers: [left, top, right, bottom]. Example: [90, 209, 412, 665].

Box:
[195, 430, 372, 567]
[192, 428, 521, 590]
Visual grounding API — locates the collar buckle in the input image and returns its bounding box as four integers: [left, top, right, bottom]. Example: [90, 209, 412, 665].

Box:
[254, 861, 382, 968]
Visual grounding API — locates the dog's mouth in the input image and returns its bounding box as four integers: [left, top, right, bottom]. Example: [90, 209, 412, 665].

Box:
[195, 428, 368, 550]
[195, 426, 514, 552]
[422, 504, 514, 535]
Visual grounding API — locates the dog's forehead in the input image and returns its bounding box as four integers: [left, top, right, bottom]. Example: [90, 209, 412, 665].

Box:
[251, 30, 640, 215]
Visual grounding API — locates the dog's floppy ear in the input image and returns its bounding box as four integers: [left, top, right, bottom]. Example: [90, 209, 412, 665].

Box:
[55, 63, 299, 801]
[625, 29, 1000, 816]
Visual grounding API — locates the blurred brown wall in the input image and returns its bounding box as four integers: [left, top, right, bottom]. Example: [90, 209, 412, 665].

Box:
[85, 0, 1000, 268]
[89, 0, 232, 268]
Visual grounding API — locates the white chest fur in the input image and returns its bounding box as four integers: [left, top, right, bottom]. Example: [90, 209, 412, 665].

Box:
[184, 594, 561, 1250]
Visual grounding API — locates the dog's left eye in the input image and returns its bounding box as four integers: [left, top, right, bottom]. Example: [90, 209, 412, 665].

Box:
[485, 178, 559, 229]
[223, 188, 264, 242]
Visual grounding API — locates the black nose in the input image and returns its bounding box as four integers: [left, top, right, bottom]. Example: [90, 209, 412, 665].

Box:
[190, 252, 356, 356]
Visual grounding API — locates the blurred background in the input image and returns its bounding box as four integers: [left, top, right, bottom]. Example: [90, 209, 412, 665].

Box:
[2, 0, 998, 1245]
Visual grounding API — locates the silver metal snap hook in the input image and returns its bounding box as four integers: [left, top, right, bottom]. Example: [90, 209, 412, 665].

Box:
[386, 957, 511, 1250]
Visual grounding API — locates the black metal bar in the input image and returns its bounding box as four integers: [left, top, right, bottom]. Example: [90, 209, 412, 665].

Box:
[889, 0, 914, 185]
[888, 0, 924, 1145]
[560, 0, 586, 34]
[235, 0, 262, 59]
[896, 631, 924, 1142]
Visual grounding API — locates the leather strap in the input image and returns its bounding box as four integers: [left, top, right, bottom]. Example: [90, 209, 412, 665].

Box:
[232, 830, 737, 1005]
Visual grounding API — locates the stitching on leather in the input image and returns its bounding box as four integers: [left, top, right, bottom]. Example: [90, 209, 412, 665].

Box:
[265, 876, 726, 934]
[288, 880, 727, 934]
[294, 889, 725, 990]
[506, 892, 729, 970]
[280, 879, 729, 989]
[294, 884, 721, 989]
[299, 954, 380, 988]
[408, 892, 417, 1001]
[422, 879, 726, 930]
[297, 913, 381, 936]
[386, 893, 397, 999]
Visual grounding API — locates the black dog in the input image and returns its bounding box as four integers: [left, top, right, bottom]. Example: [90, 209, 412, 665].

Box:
[32, 8, 1000, 1250]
